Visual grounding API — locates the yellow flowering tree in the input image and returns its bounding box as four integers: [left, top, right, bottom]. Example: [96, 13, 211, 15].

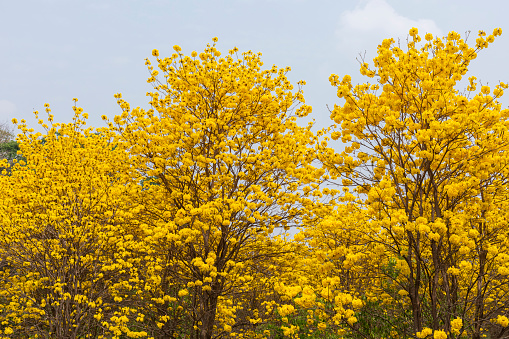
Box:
[7, 28, 509, 339]
[319, 28, 509, 338]
[0, 107, 143, 338]
[107, 39, 324, 339]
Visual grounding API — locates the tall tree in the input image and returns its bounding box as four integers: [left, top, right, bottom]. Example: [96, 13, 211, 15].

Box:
[108, 39, 324, 339]
[317, 28, 509, 339]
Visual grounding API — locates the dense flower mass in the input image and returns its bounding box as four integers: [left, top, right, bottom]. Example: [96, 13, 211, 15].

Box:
[0, 28, 507, 339]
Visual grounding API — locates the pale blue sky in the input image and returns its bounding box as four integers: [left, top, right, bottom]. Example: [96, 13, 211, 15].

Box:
[1, 0, 508, 135]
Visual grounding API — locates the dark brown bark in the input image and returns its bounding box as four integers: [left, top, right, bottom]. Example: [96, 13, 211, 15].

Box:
[407, 231, 423, 333]
[430, 240, 440, 330]
[200, 289, 219, 339]
[472, 247, 487, 339]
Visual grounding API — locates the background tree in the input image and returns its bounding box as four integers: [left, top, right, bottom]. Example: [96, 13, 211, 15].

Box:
[0, 120, 14, 143]
[0, 120, 22, 175]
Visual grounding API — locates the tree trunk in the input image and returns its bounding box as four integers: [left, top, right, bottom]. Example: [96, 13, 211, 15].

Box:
[200, 289, 219, 339]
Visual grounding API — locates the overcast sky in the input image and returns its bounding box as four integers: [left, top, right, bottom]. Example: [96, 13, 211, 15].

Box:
[1, 0, 508, 136]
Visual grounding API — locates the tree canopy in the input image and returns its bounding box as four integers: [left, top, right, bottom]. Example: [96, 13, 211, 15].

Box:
[0, 28, 508, 339]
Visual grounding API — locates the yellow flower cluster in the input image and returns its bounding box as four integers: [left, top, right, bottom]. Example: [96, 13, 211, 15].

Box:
[1, 29, 509, 339]
[0, 38, 322, 338]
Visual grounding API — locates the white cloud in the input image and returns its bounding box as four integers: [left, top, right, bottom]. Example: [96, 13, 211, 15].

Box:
[0, 100, 17, 118]
[336, 0, 442, 56]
